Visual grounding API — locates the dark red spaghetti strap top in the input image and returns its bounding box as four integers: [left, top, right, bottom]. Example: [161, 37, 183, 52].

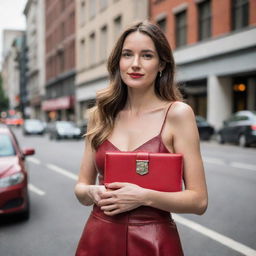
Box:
[95, 102, 175, 185]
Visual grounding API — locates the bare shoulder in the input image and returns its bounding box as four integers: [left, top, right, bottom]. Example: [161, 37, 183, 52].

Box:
[167, 101, 195, 124]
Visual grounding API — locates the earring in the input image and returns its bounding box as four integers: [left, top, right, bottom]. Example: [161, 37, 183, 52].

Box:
[159, 71, 162, 77]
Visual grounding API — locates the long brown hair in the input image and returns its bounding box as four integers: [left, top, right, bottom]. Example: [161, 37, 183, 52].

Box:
[86, 20, 183, 150]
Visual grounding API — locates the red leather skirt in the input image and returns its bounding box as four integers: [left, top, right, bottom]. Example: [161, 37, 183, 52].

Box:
[75, 205, 183, 256]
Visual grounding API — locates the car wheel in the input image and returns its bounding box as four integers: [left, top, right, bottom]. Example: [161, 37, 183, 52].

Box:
[217, 134, 224, 144]
[239, 134, 248, 147]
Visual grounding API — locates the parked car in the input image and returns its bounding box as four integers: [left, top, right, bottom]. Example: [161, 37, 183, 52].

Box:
[4, 114, 24, 127]
[77, 120, 88, 137]
[217, 110, 256, 147]
[48, 121, 82, 140]
[0, 124, 35, 220]
[22, 119, 45, 135]
[196, 116, 215, 141]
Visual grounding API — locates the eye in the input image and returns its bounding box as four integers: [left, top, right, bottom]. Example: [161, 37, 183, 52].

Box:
[122, 52, 132, 58]
[142, 54, 153, 59]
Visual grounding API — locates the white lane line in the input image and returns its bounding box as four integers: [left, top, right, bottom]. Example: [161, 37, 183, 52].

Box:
[230, 162, 256, 172]
[46, 163, 78, 181]
[28, 183, 45, 196]
[173, 214, 256, 256]
[27, 157, 41, 165]
[203, 157, 226, 166]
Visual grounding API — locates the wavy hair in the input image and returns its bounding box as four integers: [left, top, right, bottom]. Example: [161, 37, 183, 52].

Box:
[86, 20, 183, 150]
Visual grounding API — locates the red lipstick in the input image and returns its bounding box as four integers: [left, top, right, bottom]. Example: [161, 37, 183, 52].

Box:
[128, 72, 144, 79]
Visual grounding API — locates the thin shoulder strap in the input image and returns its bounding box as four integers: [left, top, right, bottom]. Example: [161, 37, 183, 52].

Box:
[159, 101, 176, 135]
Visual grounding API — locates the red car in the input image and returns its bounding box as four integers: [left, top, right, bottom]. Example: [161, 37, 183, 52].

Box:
[0, 124, 35, 220]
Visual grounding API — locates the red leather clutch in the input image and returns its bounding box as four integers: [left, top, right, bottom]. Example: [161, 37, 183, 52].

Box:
[104, 152, 183, 192]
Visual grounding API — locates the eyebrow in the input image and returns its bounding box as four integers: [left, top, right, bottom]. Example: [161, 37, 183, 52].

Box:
[122, 48, 155, 54]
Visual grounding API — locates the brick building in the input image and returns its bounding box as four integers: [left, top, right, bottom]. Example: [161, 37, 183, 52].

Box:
[150, 0, 256, 128]
[43, 0, 76, 121]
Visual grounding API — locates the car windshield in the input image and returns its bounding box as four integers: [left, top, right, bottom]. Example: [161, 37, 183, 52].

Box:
[0, 134, 15, 157]
[25, 120, 43, 128]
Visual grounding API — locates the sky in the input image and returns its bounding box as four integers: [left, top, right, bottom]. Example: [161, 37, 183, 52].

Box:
[0, 0, 27, 67]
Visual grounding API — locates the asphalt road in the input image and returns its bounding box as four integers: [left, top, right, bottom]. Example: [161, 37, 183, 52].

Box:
[0, 127, 255, 256]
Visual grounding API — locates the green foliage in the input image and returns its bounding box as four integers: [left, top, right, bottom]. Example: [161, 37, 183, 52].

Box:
[0, 73, 9, 111]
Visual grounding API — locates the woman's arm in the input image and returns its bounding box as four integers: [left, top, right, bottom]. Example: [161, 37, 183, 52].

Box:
[74, 118, 107, 206]
[143, 102, 208, 214]
[99, 102, 208, 215]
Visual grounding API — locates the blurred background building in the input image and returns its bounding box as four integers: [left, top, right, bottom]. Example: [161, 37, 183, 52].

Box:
[43, 0, 76, 121]
[75, 0, 148, 122]
[1, 0, 256, 129]
[1, 30, 24, 111]
[24, 0, 46, 120]
[150, 0, 256, 128]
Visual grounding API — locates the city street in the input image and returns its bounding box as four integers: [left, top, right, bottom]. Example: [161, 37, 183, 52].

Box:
[0, 127, 256, 256]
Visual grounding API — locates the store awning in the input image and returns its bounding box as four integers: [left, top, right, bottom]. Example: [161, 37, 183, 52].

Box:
[42, 96, 74, 111]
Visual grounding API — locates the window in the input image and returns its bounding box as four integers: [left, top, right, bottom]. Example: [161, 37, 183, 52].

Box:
[61, 0, 65, 11]
[59, 50, 65, 73]
[232, 0, 249, 30]
[114, 16, 122, 39]
[80, 1, 86, 26]
[89, 0, 96, 20]
[175, 11, 187, 47]
[80, 38, 86, 68]
[198, 0, 211, 41]
[0, 134, 15, 157]
[100, 25, 108, 61]
[157, 17, 167, 33]
[89, 33, 96, 65]
[99, 0, 108, 11]
[61, 22, 65, 39]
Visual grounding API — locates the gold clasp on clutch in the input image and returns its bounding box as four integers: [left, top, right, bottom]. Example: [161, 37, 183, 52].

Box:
[136, 160, 149, 175]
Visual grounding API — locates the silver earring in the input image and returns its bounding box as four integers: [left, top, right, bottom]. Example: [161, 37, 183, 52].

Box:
[159, 71, 162, 77]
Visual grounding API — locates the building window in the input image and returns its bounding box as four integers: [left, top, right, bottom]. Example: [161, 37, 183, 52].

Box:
[114, 16, 122, 39]
[99, 0, 108, 11]
[80, 38, 86, 68]
[61, 22, 65, 39]
[89, 33, 96, 66]
[59, 51, 65, 73]
[61, 0, 65, 11]
[232, 0, 249, 30]
[89, 0, 96, 20]
[100, 25, 108, 61]
[175, 11, 187, 47]
[157, 17, 167, 33]
[80, 1, 86, 26]
[198, 0, 211, 41]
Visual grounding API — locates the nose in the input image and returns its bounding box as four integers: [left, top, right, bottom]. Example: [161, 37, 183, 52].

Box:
[131, 55, 141, 70]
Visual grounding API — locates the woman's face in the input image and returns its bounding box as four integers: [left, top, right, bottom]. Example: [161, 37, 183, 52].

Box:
[119, 31, 162, 90]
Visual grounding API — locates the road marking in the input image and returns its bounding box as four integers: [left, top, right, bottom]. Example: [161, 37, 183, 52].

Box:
[46, 163, 78, 181]
[28, 183, 45, 196]
[230, 162, 256, 172]
[27, 157, 41, 165]
[173, 214, 256, 256]
[203, 157, 226, 165]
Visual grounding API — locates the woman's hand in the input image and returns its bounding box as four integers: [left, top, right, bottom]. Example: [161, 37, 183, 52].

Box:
[88, 185, 107, 205]
[98, 182, 147, 216]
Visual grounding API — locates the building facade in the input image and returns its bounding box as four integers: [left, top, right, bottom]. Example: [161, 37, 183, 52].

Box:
[43, 0, 76, 121]
[1, 30, 24, 111]
[75, 0, 148, 122]
[150, 0, 256, 128]
[24, 0, 46, 120]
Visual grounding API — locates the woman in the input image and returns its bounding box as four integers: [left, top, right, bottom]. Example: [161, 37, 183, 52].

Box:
[75, 20, 208, 256]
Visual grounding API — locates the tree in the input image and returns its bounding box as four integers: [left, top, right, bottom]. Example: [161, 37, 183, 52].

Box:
[0, 73, 9, 111]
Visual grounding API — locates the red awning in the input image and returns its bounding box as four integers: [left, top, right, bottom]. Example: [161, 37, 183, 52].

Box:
[42, 96, 74, 111]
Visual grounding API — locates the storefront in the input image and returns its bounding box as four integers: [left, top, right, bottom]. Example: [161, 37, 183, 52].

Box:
[42, 96, 75, 121]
